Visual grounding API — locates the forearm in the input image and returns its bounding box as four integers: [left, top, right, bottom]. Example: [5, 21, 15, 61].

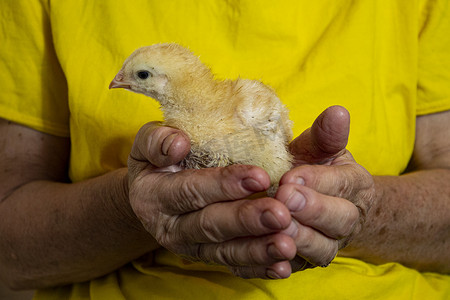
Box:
[0, 168, 158, 290]
[340, 169, 450, 273]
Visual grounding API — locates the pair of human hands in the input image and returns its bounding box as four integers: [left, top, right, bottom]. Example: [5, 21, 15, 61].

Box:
[127, 106, 375, 279]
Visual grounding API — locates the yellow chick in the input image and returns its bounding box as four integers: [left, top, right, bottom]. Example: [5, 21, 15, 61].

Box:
[110, 43, 293, 194]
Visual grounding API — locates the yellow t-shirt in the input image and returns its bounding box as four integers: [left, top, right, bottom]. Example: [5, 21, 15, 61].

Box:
[1, 0, 450, 299]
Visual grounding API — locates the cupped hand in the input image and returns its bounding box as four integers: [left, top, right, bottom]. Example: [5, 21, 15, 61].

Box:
[127, 122, 297, 279]
[276, 106, 375, 271]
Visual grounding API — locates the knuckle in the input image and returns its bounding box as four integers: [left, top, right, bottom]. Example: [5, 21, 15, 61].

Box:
[359, 165, 374, 185]
[336, 169, 355, 198]
[295, 226, 315, 251]
[294, 226, 337, 267]
[246, 239, 270, 265]
[200, 243, 238, 266]
[153, 217, 179, 250]
[359, 184, 376, 209]
[348, 203, 360, 223]
[302, 192, 325, 222]
[198, 209, 221, 243]
[217, 245, 241, 266]
[297, 237, 337, 267]
[162, 172, 207, 213]
[236, 202, 254, 232]
[203, 238, 269, 267]
[336, 202, 360, 238]
[178, 177, 204, 206]
[340, 165, 374, 199]
[318, 241, 338, 267]
[217, 171, 237, 199]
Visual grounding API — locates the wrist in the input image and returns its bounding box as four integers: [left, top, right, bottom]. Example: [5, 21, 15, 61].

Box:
[108, 168, 145, 232]
[339, 174, 378, 252]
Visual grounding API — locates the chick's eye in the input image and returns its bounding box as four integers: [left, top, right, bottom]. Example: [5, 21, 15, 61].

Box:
[137, 70, 151, 80]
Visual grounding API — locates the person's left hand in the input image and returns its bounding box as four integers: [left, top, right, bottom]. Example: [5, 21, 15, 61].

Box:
[275, 106, 376, 272]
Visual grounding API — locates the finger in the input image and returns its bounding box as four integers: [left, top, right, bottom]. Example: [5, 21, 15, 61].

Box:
[276, 183, 359, 239]
[280, 161, 373, 200]
[290, 219, 339, 267]
[172, 198, 293, 244]
[130, 122, 191, 169]
[152, 164, 271, 214]
[290, 256, 317, 272]
[230, 261, 293, 279]
[193, 233, 296, 268]
[231, 255, 318, 279]
[289, 105, 350, 165]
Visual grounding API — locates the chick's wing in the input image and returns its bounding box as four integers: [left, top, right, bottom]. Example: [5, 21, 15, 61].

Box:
[233, 79, 292, 143]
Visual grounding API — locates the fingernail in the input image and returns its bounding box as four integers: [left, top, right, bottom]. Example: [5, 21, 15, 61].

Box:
[282, 222, 299, 239]
[261, 210, 282, 230]
[295, 177, 305, 185]
[286, 191, 306, 211]
[162, 133, 179, 156]
[267, 244, 285, 260]
[241, 177, 264, 192]
[266, 269, 282, 279]
[287, 176, 305, 186]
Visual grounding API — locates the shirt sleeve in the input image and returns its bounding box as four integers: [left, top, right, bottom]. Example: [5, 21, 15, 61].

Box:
[0, 0, 69, 137]
[417, 0, 450, 115]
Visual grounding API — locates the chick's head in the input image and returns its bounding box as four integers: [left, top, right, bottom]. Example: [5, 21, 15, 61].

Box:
[110, 43, 212, 105]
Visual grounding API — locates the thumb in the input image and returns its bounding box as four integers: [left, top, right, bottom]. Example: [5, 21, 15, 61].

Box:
[129, 122, 191, 170]
[289, 105, 350, 165]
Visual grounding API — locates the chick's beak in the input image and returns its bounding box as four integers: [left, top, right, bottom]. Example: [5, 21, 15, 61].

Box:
[109, 71, 132, 89]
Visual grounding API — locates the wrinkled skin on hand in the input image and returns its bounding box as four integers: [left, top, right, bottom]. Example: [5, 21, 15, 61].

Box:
[277, 106, 375, 272]
[126, 105, 375, 279]
[127, 122, 298, 279]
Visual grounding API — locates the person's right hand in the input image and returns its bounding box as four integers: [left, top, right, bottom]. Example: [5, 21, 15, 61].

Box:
[127, 122, 297, 279]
